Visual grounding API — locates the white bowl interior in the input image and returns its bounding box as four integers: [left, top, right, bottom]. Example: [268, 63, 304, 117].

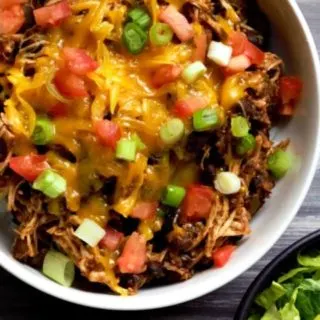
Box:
[0, 0, 319, 310]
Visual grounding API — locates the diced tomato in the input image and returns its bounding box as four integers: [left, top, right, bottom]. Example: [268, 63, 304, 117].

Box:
[0, 5, 25, 35]
[223, 55, 251, 77]
[279, 76, 303, 105]
[192, 32, 208, 62]
[9, 154, 50, 182]
[99, 227, 124, 251]
[117, 232, 147, 274]
[94, 120, 121, 149]
[49, 103, 68, 118]
[212, 245, 236, 268]
[54, 68, 88, 98]
[158, 5, 193, 42]
[151, 64, 182, 89]
[34, 0, 71, 28]
[227, 31, 247, 56]
[278, 76, 303, 116]
[227, 31, 264, 65]
[0, 0, 26, 9]
[131, 201, 158, 220]
[62, 47, 99, 76]
[172, 96, 209, 118]
[243, 41, 265, 65]
[181, 185, 214, 221]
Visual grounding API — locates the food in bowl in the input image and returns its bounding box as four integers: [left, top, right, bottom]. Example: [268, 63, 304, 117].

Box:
[0, 0, 302, 295]
[249, 249, 320, 320]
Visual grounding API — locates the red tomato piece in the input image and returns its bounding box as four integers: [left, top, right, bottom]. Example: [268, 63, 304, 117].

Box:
[223, 55, 251, 77]
[0, 0, 26, 9]
[9, 154, 50, 182]
[54, 68, 88, 98]
[243, 41, 265, 65]
[62, 47, 99, 76]
[99, 227, 124, 251]
[227, 31, 247, 56]
[151, 64, 182, 88]
[34, 0, 71, 27]
[94, 120, 121, 149]
[192, 32, 208, 62]
[172, 96, 209, 118]
[181, 185, 214, 221]
[158, 5, 193, 42]
[117, 232, 147, 274]
[49, 103, 68, 118]
[212, 245, 236, 268]
[279, 76, 303, 105]
[0, 5, 25, 35]
[131, 201, 158, 220]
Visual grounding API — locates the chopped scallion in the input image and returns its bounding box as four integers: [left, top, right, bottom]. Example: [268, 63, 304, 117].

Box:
[267, 150, 292, 179]
[182, 61, 207, 84]
[31, 116, 55, 145]
[128, 7, 151, 30]
[149, 23, 173, 46]
[131, 133, 146, 151]
[32, 169, 66, 198]
[74, 218, 106, 247]
[193, 108, 219, 131]
[116, 138, 137, 161]
[122, 22, 147, 55]
[161, 184, 186, 207]
[231, 116, 250, 138]
[236, 134, 256, 155]
[160, 118, 185, 145]
[42, 250, 75, 287]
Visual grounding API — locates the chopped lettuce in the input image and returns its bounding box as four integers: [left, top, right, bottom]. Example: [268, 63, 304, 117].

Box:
[248, 249, 320, 320]
[298, 251, 320, 267]
[255, 281, 286, 309]
[261, 305, 281, 320]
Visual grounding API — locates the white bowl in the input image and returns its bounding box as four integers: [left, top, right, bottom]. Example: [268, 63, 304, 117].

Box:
[0, 0, 319, 310]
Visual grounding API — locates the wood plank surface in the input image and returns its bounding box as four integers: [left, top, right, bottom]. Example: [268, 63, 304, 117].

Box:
[0, 1, 319, 319]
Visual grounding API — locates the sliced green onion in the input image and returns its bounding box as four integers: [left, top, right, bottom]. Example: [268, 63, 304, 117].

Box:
[161, 184, 186, 207]
[122, 22, 147, 55]
[236, 134, 256, 156]
[32, 169, 66, 198]
[267, 150, 292, 179]
[149, 22, 173, 46]
[160, 118, 185, 145]
[116, 138, 137, 161]
[31, 116, 55, 145]
[214, 172, 241, 195]
[231, 116, 250, 138]
[182, 61, 207, 84]
[127, 7, 151, 30]
[193, 108, 219, 131]
[131, 133, 146, 151]
[42, 250, 75, 287]
[74, 218, 106, 247]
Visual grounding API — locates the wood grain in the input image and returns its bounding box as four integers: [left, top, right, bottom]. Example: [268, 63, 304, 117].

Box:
[1, 1, 320, 319]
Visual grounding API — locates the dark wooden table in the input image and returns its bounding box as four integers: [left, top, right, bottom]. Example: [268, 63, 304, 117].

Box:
[1, 1, 320, 319]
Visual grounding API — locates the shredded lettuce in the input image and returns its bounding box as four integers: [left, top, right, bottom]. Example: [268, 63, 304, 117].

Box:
[255, 281, 286, 309]
[249, 250, 320, 320]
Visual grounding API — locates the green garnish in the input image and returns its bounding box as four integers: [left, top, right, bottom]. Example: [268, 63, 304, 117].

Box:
[127, 7, 151, 30]
[32, 116, 55, 145]
[249, 249, 320, 320]
[122, 22, 147, 55]
[149, 23, 173, 46]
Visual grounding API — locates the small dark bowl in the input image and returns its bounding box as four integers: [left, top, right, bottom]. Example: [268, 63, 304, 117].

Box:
[234, 230, 320, 320]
